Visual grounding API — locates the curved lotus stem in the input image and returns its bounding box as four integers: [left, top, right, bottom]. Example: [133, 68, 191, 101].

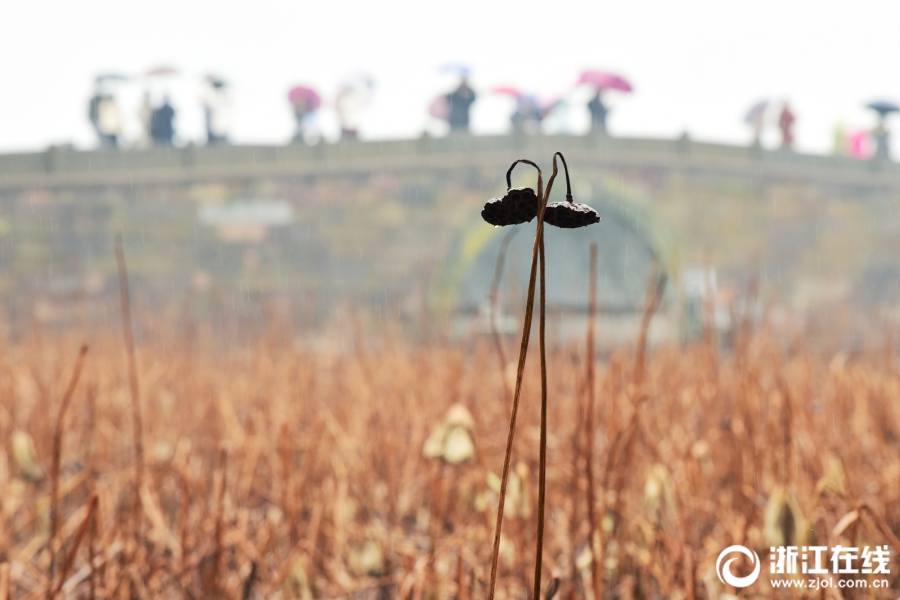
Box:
[505, 158, 542, 190]
[553, 151, 573, 201]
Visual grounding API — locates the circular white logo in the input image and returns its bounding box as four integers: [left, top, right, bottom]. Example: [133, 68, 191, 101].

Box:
[716, 545, 761, 588]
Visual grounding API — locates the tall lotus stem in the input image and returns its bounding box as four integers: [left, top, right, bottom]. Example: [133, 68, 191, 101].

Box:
[585, 243, 601, 600]
[532, 154, 562, 600]
[484, 152, 599, 600]
[487, 159, 545, 600]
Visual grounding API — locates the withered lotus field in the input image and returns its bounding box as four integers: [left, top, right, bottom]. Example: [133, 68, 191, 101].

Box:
[2, 324, 900, 599]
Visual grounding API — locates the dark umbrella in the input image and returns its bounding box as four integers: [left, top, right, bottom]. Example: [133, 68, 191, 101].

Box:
[206, 74, 229, 89]
[95, 73, 130, 84]
[866, 101, 900, 118]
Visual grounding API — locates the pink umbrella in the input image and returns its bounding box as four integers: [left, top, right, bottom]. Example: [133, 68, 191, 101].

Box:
[429, 95, 449, 119]
[492, 86, 522, 97]
[577, 70, 633, 92]
[288, 85, 322, 110]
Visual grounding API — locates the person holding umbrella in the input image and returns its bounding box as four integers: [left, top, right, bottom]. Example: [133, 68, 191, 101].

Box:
[744, 100, 769, 147]
[577, 70, 632, 135]
[335, 71, 374, 140]
[492, 87, 541, 134]
[779, 102, 795, 150]
[446, 76, 477, 132]
[88, 74, 127, 149]
[288, 85, 321, 144]
[866, 100, 899, 160]
[203, 75, 231, 146]
[512, 94, 543, 133]
[435, 65, 477, 133]
[150, 96, 176, 146]
[587, 92, 609, 134]
[143, 66, 180, 147]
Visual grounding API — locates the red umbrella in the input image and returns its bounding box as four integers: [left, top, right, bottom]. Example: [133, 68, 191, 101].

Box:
[288, 85, 322, 110]
[145, 65, 180, 77]
[577, 70, 632, 92]
[492, 86, 521, 97]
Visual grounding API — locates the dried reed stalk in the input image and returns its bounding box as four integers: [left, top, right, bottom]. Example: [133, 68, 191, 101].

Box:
[584, 243, 601, 600]
[211, 448, 228, 596]
[682, 545, 695, 600]
[858, 504, 900, 555]
[601, 263, 667, 567]
[0, 563, 9, 600]
[50, 495, 98, 599]
[114, 234, 145, 501]
[88, 499, 97, 600]
[48, 343, 88, 597]
[632, 259, 666, 392]
[456, 544, 469, 600]
[178, 466, 191, 578]
[487, 159, 546, 600]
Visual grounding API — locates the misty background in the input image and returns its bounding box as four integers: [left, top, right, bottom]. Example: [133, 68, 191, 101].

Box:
[2, 0, 897, 154]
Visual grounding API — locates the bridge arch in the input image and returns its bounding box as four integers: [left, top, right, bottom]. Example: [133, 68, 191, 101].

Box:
[440, 184, 679, 317]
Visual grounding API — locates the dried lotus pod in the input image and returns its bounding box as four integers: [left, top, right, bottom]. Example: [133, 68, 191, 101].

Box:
[543, 199, 601, 229]
[481, 187, 539, 226]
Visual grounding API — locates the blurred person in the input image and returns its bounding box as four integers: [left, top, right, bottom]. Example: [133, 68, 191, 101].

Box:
[831, 122, 846, 156]
[847, 130, 873, 159]
[203, 75, 231, 146]
[541, 97, 573, 134]
[873, 122, 890, 160]
[779, 103, 795, 149]
[137, 91, 153, 148]
[88, 89, 122, 148]
[510, 94, 543, 134]
[865, 102, 898, 161]
[150, 96, 176, 146]
[335, 72, 374, 140]
[743, 100, 768, 147]
[577, 70, 632, 135]
[288, 85, 321, 144]
[587, 90, 609, 134]
[291, 96, 314, 144]
[445, 77, 476, 132]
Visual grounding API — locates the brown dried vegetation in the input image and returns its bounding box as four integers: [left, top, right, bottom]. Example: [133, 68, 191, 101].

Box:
[1, 316, 900, 599]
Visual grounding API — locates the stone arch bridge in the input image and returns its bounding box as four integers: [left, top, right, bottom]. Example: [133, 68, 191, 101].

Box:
[1, 134, 899, 333]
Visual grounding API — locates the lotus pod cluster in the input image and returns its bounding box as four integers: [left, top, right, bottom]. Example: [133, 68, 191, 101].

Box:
[481, 187, 539, 226]
[481, 154, 600, 229]
[543, 200, 601, 228]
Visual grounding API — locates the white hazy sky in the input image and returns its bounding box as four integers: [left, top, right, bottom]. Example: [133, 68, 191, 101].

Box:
[2, 0, 898, 154]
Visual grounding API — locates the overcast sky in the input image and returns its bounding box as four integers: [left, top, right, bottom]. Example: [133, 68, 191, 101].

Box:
[2, 0, 898, 154]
